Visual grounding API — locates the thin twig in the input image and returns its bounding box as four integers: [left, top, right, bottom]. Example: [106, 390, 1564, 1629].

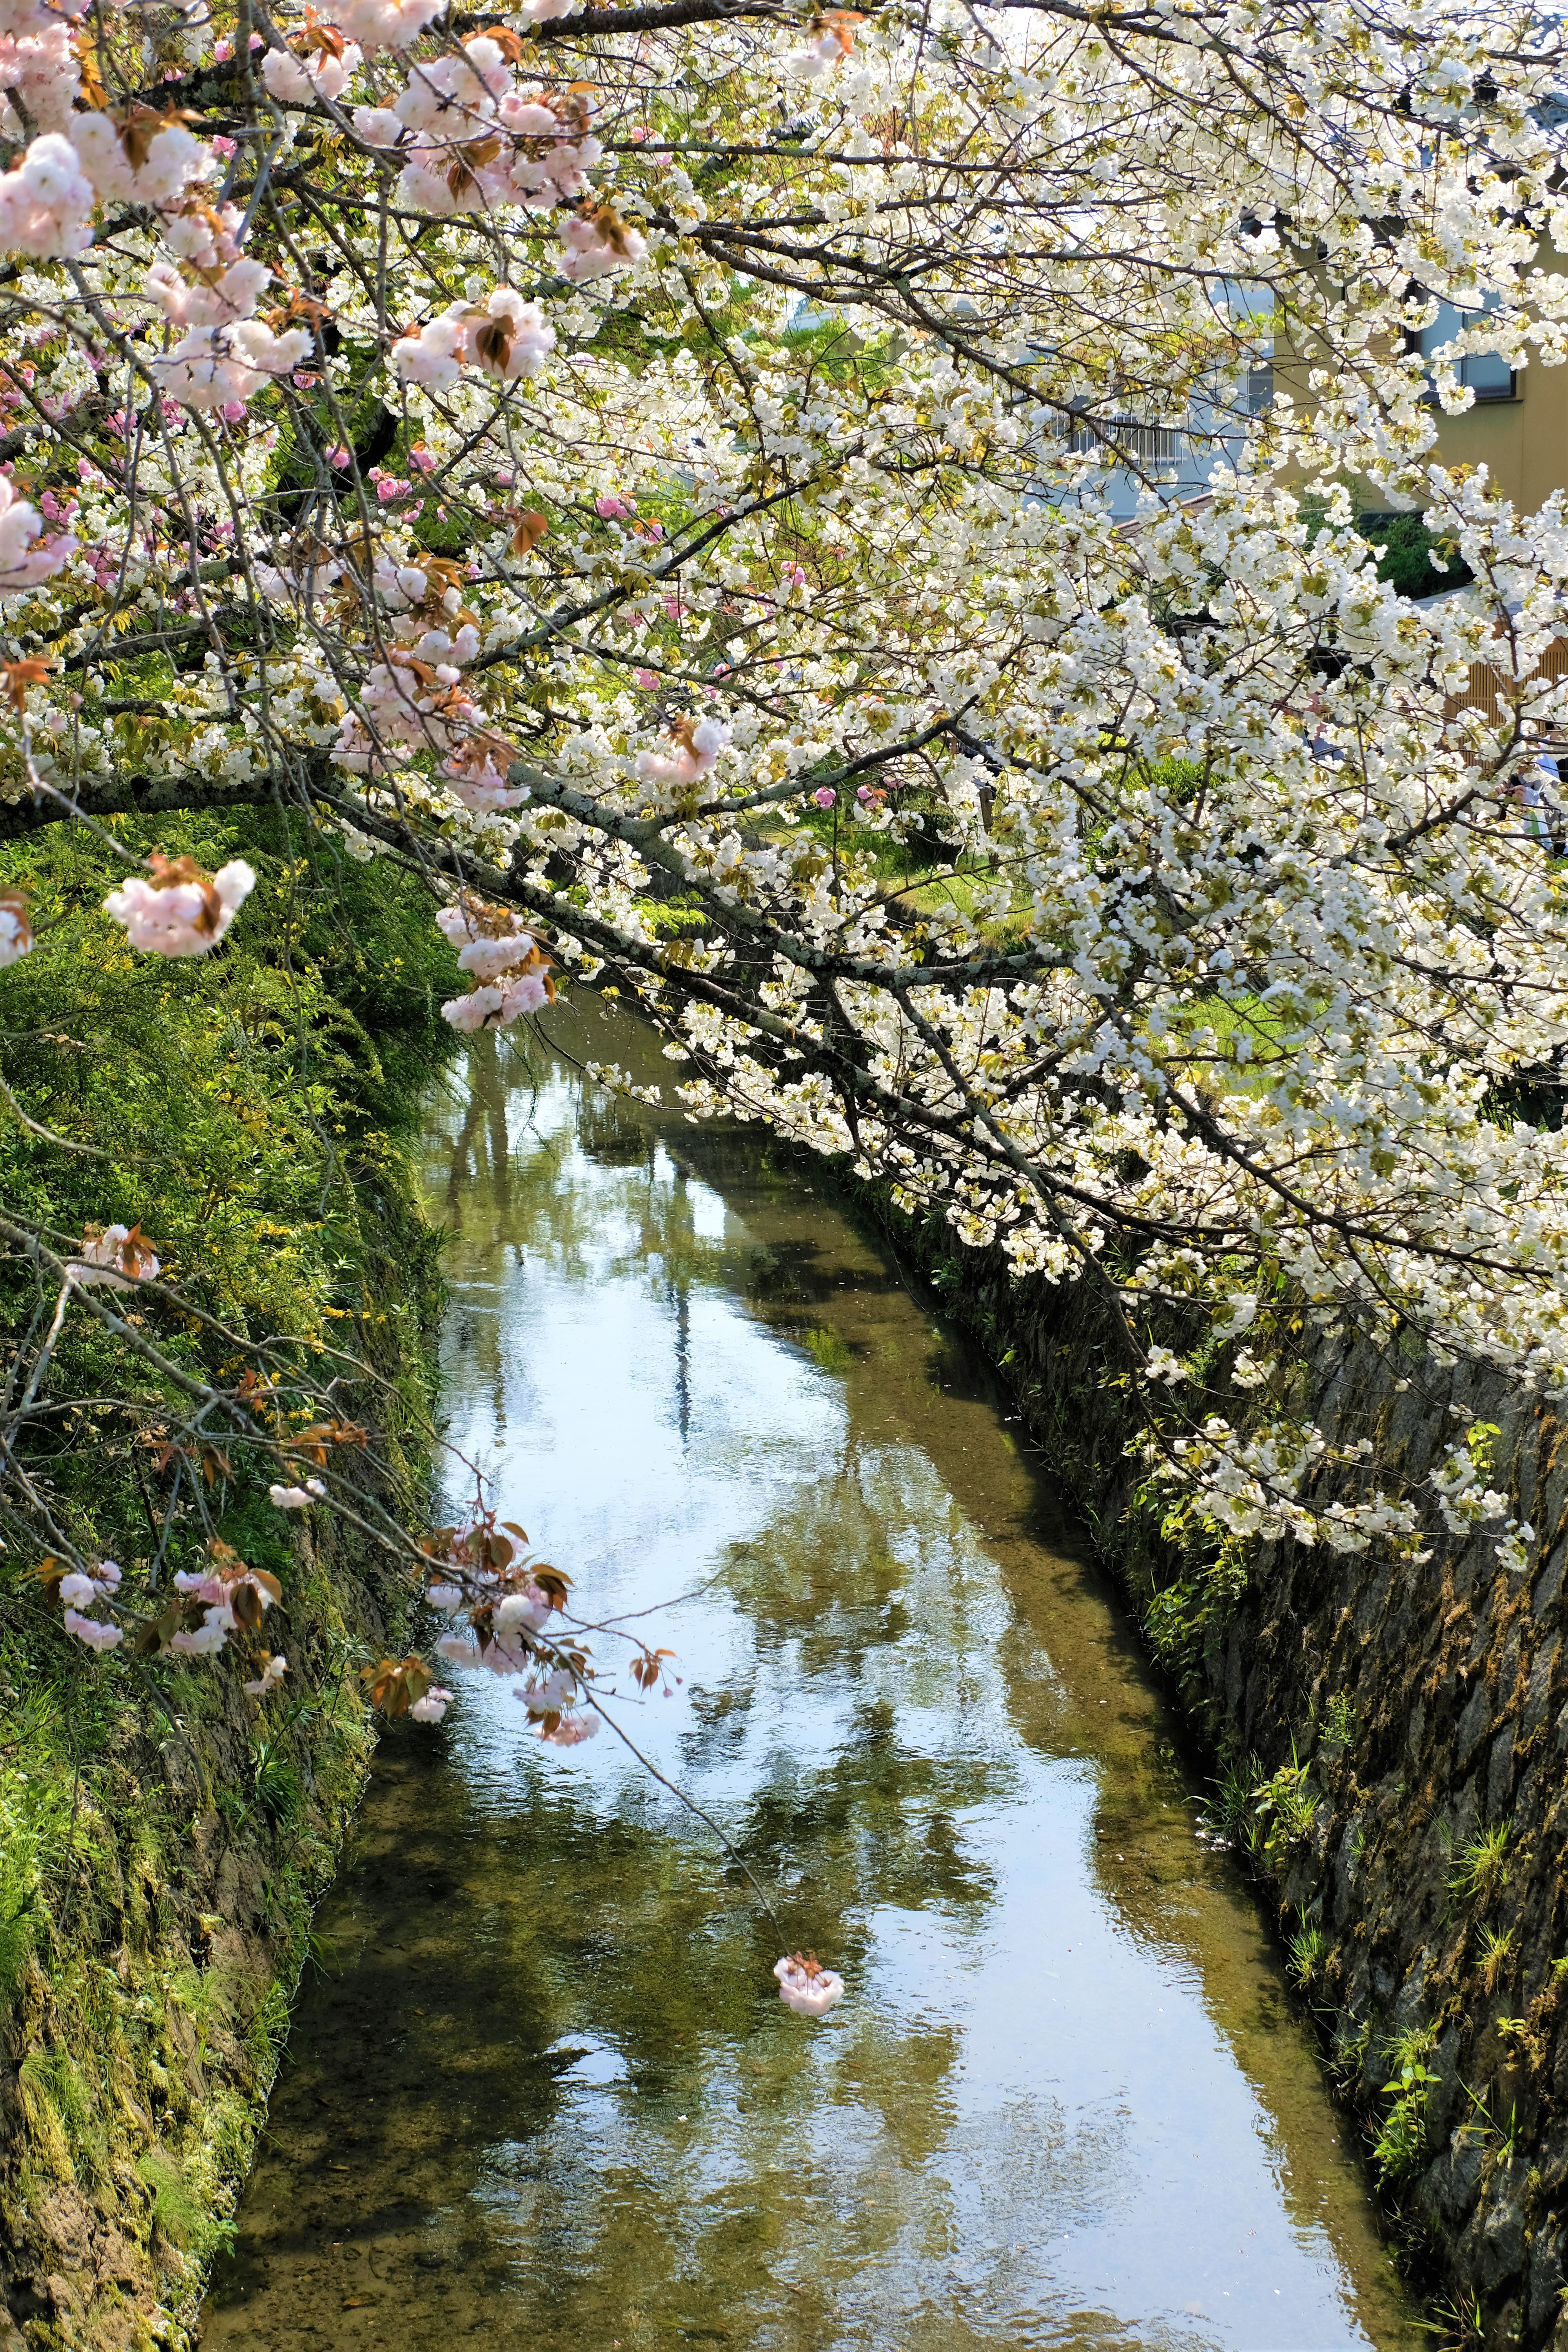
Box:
[586, 1697, 793, 1953]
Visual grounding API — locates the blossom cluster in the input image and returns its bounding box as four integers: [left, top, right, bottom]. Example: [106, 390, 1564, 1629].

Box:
[61, 1558, 123, 1651]
[0, 472, 73, 592]
[104, 855, 256, 958]
[67, 1223, 160, 1290]
[55, 1536, 287, 1697]
[0, 887, 31, 965]
[435, 896, 555, 1032]
[774, 1951, 845, 2016]
[392, 289, 555, 390]
[421, 1513, 598, 1744]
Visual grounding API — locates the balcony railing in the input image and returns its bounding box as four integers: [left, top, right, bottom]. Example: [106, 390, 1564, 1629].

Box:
[1060, 416, 1183, 464]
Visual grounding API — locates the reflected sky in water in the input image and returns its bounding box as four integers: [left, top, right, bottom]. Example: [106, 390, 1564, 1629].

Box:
[202, 1003, 1419, 2352]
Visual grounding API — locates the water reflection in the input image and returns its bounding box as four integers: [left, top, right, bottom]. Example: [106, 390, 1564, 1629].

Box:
[201, 1002, 1420, 2352]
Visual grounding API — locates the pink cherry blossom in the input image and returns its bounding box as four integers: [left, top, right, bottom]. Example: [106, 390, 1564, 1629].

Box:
[67, 1225, 161, 1290]
[500, 969, 549, 1018]
[174, 1571, 229, 1603]
[0, 892, 33, 967]
[269, 1478, 326, 1508]
[436, 898, 536, 980]
[169, 1618, 230, 1657]
[262, 35, 363, 107]
[439, 964, 551, 1033]
[0, 132, 94, 262]
[495, 1586, 550, 1633]
[774, 1953, 845, 2016]
[635, 716, 730, 790]
[444, 753, 526, 813]
[0, 470, 75, 591]
[58, 1562, 119, 1612]
[441, 984, 505, 1034]
[104, 855, 255, 957]
[331, 0, 443, 44]
[539, 1711, 599, 1746]
[69, 111, 210, 212]
[559, 208, 646, 282]
[64, 1608, 124, 1651]
[458, 930, 536, 980]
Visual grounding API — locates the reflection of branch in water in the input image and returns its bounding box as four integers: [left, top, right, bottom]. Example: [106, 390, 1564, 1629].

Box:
[498, 1023, 550, 1154]
[487, 1054, 509, 1206]
[446, 1061, 490, 1214]
[670, 1160, 691, 1448]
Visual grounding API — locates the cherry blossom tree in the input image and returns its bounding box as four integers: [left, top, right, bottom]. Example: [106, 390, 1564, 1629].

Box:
[2, 0, 1568, 1845]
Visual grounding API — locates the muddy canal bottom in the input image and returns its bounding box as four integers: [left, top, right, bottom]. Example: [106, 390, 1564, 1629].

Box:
[202, 1005, 1419, 2352]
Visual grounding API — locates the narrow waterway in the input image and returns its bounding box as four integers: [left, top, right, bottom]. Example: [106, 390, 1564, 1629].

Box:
[201, 1001, 1420, 2352]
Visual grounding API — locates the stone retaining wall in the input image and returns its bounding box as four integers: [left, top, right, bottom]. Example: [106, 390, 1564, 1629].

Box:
[0, 1504, 416, 2352]
[870, 1191, 1568, 2352]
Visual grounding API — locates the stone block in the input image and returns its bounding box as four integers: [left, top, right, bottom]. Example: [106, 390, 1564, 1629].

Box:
[1478, 2182, 1529, 2293]
[1527, 2226, 1567, 2339]
[1489, 1726, 1518, 1819]
[1457, 1681, 1494, 1771]
[1520, 1421, 1545, 1536]
[1523, 1642, 1560, 1746]
[1544, 1446, 1568, 1553]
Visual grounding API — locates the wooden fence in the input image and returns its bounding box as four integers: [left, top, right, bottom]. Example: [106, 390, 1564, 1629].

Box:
[1445, 635, 1568, 728]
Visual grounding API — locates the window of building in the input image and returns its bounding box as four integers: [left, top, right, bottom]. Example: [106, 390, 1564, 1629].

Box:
[1415, 294, 1516, 401]
[1245, 363, 1275, 414]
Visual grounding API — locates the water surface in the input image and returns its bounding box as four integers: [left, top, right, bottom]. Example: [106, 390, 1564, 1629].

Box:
[201, 1002, 1419, 2352]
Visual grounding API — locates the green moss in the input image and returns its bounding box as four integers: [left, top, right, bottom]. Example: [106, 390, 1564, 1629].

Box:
[136, 2149, 207, 2254]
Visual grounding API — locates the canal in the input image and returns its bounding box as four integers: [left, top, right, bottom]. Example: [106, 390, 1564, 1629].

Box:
[200, 998, 1420, 2352]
